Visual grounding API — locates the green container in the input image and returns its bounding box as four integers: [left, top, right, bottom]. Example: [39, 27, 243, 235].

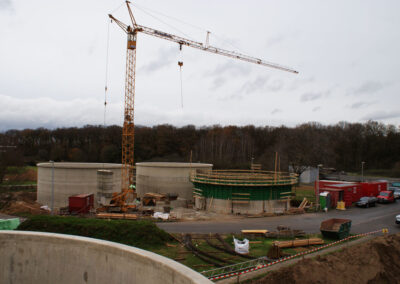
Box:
[0, 218, 20, 230]
[319, 194, 326, 209]
[320, 218, 352, 240]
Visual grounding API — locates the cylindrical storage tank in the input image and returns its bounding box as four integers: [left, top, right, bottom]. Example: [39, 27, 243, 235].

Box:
[97, 170, 114, 206]
[136, 162, 213, 200]
[191, 170, 298, 214]
[37, 162, 122, 209]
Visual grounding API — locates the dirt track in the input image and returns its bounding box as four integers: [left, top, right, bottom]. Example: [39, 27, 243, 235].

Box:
[252, 233, 400, 284]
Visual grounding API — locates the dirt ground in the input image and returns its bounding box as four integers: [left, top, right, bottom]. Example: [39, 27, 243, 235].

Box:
[0, 191, 47, 215]
[4, 168, 37, 183]
[252, 233, 400, 284]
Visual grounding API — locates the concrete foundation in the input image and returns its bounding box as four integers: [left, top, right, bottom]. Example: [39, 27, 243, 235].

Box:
[136, 162, 212, 200]
[37, 162, 122, 209]
[0, 231, 212, 284]
[196, 198, 288, 215]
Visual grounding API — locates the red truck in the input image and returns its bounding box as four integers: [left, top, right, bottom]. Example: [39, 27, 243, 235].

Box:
[377, 191, 395, 204]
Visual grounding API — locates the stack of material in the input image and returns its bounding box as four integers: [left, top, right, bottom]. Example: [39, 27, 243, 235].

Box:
[142, 192, 167, 206]
[96, 213, 137, 220]
[273, 238, 324, 248]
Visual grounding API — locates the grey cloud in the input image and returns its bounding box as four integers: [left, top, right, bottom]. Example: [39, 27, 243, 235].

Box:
[300, 92, 322, 102]
[210, 76, 226, 91]
[139, 47, 177, 73]
[206, 61, 251, 78]
[312, 106, 321, 112]
[361, 111, 400, 121]
[353, 81, 384, 95]
[267, 80, 283, 92]
[349, 101, 375, 109]
[241, 76, 269, 95]
[0, 0, 12, 10]
[271, 108, 282, 115]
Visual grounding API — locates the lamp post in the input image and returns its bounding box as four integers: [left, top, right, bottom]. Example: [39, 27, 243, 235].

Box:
[50, 160, 54, 215]
[361, 161, 365, 182]
[316, 164, 323, 210]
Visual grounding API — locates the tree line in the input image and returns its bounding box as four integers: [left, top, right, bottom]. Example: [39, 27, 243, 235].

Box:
[0, 121, 399, 175]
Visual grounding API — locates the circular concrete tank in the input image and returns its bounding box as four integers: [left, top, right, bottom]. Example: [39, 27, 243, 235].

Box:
[0, 231, 212, 284]
[37, 162, 122, 209]
[136, 162, 213, 200]
[191, 170, 298, 214]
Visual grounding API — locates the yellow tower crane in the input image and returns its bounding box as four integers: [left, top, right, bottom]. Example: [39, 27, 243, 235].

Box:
[109, 1, 298, 202]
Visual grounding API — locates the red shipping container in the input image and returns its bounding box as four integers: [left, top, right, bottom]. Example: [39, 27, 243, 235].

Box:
[321, 183, 360, 207]
[360, 182, 387, 197]
[315, 180, 356, 194]
[69, 193, 94, 214]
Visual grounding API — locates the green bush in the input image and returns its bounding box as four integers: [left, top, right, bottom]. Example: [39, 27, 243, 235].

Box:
[17, 215, 172, 249]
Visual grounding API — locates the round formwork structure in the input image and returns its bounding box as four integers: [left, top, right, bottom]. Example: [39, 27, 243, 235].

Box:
[0, 231, 212, 284]
[37, 162, 122, 209]
[191, 170, 298, 214]
[135, 162, 213, 200]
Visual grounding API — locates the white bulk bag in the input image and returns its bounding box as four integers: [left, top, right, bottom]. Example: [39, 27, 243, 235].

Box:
[233, 238, 249, 254]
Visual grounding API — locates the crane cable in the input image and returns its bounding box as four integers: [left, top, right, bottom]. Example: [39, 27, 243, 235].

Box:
[104, 19, 111, 127]
[178, 45, 184, 108]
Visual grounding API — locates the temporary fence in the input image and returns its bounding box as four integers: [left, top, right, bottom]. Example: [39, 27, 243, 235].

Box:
[203, 229, 388, 281]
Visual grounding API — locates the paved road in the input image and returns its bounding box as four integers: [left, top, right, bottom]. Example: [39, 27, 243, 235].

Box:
[158, 201, 400, 234]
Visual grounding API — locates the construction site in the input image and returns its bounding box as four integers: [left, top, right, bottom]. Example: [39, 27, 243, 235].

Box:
[1, 1, 400, 284]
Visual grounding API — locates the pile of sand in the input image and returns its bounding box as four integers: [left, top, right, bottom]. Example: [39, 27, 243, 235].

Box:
[253, 233, 400, 284]
[0, 192, 47, 215]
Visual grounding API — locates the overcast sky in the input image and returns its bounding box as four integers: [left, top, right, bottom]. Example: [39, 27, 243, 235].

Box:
[1, 0, 399, 131]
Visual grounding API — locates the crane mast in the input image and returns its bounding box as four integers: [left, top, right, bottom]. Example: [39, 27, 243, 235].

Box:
[109, 1, 298, 192]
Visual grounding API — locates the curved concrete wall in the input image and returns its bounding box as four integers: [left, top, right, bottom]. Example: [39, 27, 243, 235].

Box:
[136, 162, 213, 200]
[0, 231, 212, 284]
[37, 162, 122, 209]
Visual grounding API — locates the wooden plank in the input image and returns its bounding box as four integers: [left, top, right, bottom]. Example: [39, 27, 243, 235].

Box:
[241, 230, 268, 234]
[273, 238, 324, 248]
[96, 213, 137, 220]
[232, 200, 250, 204]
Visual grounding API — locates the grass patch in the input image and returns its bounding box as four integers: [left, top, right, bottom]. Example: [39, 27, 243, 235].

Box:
[17, 215, 173, 249]
[293, 185, 316, 203]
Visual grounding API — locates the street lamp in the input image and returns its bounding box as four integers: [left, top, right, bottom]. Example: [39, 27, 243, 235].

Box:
[361, 161, 365, 182]
[50, 160, 55, 215]
[316, 164, 323, 210]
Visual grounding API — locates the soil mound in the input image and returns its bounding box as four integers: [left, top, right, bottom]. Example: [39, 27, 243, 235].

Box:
[253, 233, 400, 284]
[0, 191, 46, 215]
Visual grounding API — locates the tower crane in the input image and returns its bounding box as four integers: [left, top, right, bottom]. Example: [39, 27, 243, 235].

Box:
[109, 1, 298, 199]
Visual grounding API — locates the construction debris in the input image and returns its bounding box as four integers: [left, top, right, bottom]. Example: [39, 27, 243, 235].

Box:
[142, 192, 167, 206]
[298, 197, 309, 209]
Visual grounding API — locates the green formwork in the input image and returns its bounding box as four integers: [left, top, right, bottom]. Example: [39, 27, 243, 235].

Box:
[0, 218, 20, 230]
[193, 182, 292, 201]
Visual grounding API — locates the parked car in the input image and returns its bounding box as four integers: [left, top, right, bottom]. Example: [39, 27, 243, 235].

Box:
[377, 191, 395, 203]
[396, 214, 400, 224]
[391, 188, 400, 199]
[356, 196, 377, 208]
